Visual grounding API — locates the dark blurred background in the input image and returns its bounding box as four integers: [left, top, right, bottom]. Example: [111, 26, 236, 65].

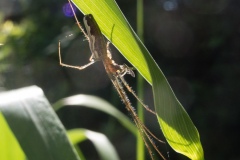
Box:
[0, 0, 239, 159]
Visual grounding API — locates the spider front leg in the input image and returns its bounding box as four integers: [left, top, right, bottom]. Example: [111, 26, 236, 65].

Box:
[58, 40, 96, 70]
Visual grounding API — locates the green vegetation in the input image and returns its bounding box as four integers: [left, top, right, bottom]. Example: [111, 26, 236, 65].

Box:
[1, 0, 239, 159]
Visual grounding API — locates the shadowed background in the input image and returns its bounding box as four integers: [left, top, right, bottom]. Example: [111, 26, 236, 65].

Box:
[0, 0, 239, 159]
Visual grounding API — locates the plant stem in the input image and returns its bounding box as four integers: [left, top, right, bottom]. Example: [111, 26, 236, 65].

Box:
[136, 0, 145, 160]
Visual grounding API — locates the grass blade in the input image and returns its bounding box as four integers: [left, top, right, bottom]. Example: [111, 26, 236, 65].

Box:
[70, 0, 204, 159]
[0, 86, 80, 160]
[53, 94, 136, 135]
[0, 113, 25, 160]
[68, 129, 120, 160]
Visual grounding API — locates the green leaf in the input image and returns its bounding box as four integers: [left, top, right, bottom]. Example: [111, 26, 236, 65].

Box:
[67, 129, 120, 160]
[70, 0, 204, 159]
[0, 113, 25, 160]
[0, 86, 80, 160]
[54, 95, 131, 160]
[53, 94, 136, 135]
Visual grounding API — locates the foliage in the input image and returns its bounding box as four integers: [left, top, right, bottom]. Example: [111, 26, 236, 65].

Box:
[71, 0, 203, 159]
[0, 0, 239, 159]
[0, 86, 121, 160]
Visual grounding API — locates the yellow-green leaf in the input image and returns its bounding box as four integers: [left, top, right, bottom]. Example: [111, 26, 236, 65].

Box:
[70, 0, 204, 159]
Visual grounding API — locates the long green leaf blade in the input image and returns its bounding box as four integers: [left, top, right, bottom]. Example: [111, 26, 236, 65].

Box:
[68, 129, 120, 160]
[53, 94, 136, 135]
[0, 113, 25, 160]
[0, 86, 80, 160]
[70, 0, 204, 159]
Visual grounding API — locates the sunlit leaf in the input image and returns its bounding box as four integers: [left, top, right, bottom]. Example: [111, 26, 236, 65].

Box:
[70, 0, 204, 159]
[0, 113, 25, 160]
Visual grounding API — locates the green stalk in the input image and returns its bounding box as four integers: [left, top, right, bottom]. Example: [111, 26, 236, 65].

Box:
[136, 0, 144, 160]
